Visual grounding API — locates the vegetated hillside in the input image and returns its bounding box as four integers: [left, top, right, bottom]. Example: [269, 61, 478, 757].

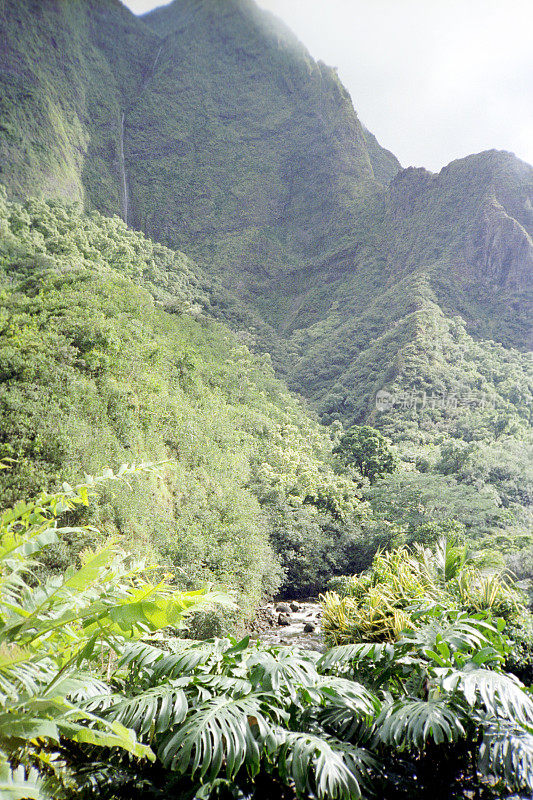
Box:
[0, 0, 531, 565]
[1, 1, 530, 357]
[134, 0, 392, 289]
[0, 189, 379, 613]
[133, 2, 531, 360]
[1, 189, 529, 589]
[0, 0, 397, 317]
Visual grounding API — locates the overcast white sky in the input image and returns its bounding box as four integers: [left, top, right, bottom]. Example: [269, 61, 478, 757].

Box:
[122, 0, 533, 172]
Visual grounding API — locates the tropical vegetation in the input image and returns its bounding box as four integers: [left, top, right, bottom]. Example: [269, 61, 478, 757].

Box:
[0, 0, 531, 796]
[2, 478, 532, 799]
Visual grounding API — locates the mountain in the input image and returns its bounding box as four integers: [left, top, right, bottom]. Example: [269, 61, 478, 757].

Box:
[288, 150, 533, 422]
[0, 189, 376, 611]
[1, 0, 529, 356]
[0, 0, 157, 208]
[0, 0, 531, 566]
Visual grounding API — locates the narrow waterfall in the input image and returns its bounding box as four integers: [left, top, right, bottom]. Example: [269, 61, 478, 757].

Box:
[118, 111, 128, 225]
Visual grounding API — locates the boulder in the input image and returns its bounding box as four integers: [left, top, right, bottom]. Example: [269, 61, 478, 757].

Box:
[278, 613, 291, 626]
[304, 622, 316, 633]
[290, 602, 300, 612]
[276, 603, 291, 614]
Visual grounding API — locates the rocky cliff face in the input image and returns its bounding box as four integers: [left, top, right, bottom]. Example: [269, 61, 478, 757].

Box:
[386, 152, 533, 291]
[0, 0, 157, 210]
[130, 0, 393, 291]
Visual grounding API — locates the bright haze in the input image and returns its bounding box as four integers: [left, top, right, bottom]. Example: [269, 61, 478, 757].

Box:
[122, 0, 533, 172]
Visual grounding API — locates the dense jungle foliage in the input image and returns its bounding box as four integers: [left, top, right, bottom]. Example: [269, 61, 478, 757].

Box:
[2, 474, 533, 800]
[0, 189, 531, 609]
[0, 190, 385, 616]
[0, 1, 531, 795]
[0, 190, 531, 799]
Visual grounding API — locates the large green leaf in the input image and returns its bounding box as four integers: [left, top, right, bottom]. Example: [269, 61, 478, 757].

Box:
[158, 693, 275, 780]
[275, 730, 376, 800]
[377, 698, 466, 748]
[318, 642, 395, 673]
[105, 683, 188, 736]
[310, 676, 380, 737]
[247, 647, 320, 697]
[0, 761, 44, 800]
[478, 718, 533, 791]
[444, 668, 533, 725]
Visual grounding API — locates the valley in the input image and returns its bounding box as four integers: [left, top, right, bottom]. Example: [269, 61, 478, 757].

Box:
[0, 0, 531, 797]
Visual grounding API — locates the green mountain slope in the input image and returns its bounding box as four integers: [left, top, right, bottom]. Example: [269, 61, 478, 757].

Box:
[1, 0, 529, 356]
[0, 189, 378, 610]
[0, 0, 530, 572]
[0, 0, 158, 211]
[288, 151, 533, 418]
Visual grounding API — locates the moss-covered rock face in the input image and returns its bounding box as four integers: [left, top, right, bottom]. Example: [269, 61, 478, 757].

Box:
[133, 0, 383, 277]
[0, 0, 395, 302]
[0, 0, 158, 211]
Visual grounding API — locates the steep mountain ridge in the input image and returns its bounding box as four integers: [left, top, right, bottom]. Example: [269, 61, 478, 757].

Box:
[0, 0, 531, 419]
[0, 0, 159, 209]
[133, 0, 388, 288]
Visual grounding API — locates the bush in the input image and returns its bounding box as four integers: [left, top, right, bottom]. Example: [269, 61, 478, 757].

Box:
[321, 539, 524, 646]
[0, 465, 229, 798]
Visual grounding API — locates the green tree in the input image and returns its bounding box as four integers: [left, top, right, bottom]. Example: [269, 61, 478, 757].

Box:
[333, 425, 396, 484]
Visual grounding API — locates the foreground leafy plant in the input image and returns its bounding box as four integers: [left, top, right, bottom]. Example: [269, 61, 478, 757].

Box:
[3, 476, 532, 800]
[0, 465, 228, 798]
[67, 605, 532, 800]
[319, 610, 533, 797]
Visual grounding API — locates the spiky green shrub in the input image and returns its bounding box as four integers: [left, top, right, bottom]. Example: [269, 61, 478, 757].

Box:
[321, 540, 523, 646]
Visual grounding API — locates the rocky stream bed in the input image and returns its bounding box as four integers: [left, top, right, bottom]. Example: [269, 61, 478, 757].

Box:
[249, 600, 324, 651]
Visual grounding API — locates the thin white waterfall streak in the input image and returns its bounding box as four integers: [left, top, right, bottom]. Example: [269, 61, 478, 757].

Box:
[119, 111, 128, 225]
[152, 44, 163, 75]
